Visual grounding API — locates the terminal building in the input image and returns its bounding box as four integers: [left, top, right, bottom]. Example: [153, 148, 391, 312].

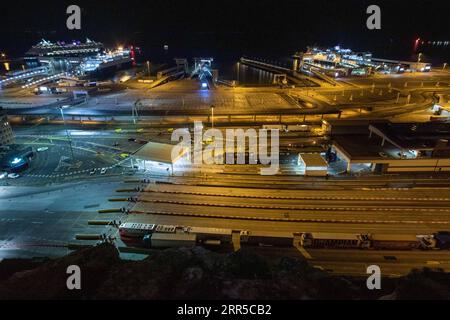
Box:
[324, 120, 450, 173]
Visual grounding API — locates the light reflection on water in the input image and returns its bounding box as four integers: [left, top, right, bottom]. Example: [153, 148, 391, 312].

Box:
[219, 62, 278, 85]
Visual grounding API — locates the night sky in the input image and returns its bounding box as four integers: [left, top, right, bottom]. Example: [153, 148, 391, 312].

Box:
[0, 0, 449, 62]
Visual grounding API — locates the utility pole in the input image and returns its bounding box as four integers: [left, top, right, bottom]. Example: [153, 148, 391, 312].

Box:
[59, 107, 75, 162]
[416, 53, 422, 72]
[132, 99, 141, 124]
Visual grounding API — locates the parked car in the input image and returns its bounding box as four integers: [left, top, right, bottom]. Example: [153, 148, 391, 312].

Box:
[7, 173, 20, 179]
[100, 168, 107, 174]
[89, 169, 96, 175]
[0, 172, 7, 179]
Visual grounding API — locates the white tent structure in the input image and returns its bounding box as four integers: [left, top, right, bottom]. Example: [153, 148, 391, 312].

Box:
[132, 141, 189, 174]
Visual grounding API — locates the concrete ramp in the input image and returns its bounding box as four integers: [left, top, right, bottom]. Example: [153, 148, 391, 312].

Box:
[310, 69, 340, 87]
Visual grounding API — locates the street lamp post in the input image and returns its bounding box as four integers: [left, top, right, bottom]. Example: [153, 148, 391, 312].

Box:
[444, 63, 447, 71]
[210, 105, 215, 129]
[417, 53, 422, 71]
[146, 61, 150, 76]
[59, 107, 75, 161]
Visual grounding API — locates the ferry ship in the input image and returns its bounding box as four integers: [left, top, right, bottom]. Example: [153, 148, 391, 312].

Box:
[26, 39, 103, 57]
[78, 48, 134, 77]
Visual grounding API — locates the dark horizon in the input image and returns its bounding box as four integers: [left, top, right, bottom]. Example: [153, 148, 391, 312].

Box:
[1, 0, 449, 62]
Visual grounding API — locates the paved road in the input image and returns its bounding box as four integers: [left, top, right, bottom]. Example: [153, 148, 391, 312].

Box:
[100, 180, 450, 276]
[0, 178, 128, 259]
[308, 249, 450, 276]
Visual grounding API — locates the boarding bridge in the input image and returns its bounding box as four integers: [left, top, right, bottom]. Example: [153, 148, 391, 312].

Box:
[144, 59, 187, 89]
[0, 66, 50, 87]
[190, 58, 213, 80]
[308, 67, 340, 86]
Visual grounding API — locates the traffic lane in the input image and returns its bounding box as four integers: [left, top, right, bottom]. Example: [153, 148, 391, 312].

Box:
[163, 171, 450, 186]
[129, 200, 450, 224]
[0, 213, 120, 260]
[145, 181, 450, 196]
[136, 191, 450, 209]
[0, 180, 128, 258]
[311, 261, 450, 277]
[143, 183, 450, 200]
[307, 248, 450, 263]
[340, 73, 450, 87]
[0, 179, 127, 212]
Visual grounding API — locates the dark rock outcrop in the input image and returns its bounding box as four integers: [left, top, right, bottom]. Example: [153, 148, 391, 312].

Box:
[0, 244, 449, 299]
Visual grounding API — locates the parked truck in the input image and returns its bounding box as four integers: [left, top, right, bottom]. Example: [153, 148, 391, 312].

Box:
[298, 232, 370, 249]
[119, 222, 450, 251]
[262, 124, 287, 131]
[368, 234, 435, 250]
[183, 226, 233, 244]
[434, 231, 450, 249]
[143, 232, 196, 248]
[296, 232, 436, 250]
[286, 124, 311, 132]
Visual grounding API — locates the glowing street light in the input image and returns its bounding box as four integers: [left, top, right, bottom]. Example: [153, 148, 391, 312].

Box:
[146, 61, 151, 75]
[210, 105, 215, 129]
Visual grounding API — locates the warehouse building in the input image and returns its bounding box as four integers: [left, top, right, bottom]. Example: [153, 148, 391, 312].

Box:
[327, 120, 450, 173]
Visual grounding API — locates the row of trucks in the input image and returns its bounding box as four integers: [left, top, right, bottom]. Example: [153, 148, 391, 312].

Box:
[297, 232, 450, 250]
[119, 223, 249, 249]
[118, 222, 450, 250]
[262, 124, 311, 132]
